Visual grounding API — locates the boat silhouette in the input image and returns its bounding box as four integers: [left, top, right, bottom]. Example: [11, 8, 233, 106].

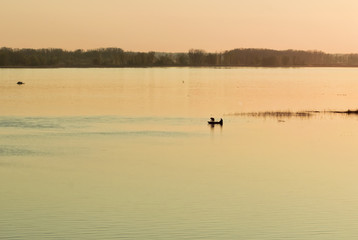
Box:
[208, 118, 223, 125]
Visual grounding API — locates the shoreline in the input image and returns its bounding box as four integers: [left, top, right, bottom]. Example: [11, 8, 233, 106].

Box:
[2, 65, 358, 69]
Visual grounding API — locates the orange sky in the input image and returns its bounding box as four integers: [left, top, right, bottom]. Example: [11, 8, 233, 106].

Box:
[1, 0, 358, 53]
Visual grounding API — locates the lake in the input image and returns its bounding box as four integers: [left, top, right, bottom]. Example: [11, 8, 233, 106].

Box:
[1, 68, 358, 239]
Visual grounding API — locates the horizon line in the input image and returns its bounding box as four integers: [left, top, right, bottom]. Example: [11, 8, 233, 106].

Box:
[2, 46, 358, 55]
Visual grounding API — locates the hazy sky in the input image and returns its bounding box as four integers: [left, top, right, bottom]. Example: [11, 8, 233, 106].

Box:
[1, 0, 358, 53]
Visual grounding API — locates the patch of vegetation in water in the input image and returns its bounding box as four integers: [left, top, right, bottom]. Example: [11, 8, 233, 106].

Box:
[226, 109, 358, 119]
[226, 111, 313, 119]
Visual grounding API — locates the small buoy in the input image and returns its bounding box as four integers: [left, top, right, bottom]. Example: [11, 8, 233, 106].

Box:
[17, 81, 24, 85]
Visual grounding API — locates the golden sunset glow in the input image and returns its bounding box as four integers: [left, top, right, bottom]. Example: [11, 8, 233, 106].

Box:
[3, 1, 358, 239]
[1, 0, 358, 53]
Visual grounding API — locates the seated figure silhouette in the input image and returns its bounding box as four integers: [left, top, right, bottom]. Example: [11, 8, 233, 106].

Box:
[208, 117, 223, 125]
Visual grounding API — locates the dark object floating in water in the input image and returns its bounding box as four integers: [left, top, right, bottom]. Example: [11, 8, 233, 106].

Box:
[17, 81, 24, 85]
[208, 118, 223, 125]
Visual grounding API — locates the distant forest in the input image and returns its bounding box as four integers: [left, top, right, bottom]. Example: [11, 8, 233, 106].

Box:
[1, 47, 358, 67]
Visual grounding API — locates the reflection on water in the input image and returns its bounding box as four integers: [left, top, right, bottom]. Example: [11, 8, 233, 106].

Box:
[2, 114, 358, 239]
[2, 68, 358, 239]
[2, 67, 358, 117]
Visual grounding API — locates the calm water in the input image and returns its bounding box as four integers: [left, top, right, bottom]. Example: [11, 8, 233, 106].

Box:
[1, 68, 358, 239]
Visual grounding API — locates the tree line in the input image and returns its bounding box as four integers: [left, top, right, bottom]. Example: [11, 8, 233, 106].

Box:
[1, 47, 358, 67]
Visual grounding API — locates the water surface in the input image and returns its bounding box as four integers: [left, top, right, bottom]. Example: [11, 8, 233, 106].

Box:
[1, 68, 358, 239]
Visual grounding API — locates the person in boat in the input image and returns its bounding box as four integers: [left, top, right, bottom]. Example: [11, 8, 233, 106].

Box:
[208, 117, 223, 125]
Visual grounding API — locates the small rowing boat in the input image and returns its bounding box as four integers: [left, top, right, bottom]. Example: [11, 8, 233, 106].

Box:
[208, 118, 223, 125]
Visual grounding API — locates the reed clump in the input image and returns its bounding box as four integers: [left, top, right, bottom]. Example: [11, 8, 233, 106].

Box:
[227, 109, 358, 119]
[227, 111, 313, 119]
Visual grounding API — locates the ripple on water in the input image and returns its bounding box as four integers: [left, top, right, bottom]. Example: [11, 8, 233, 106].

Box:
[0, 146, 39, 156]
